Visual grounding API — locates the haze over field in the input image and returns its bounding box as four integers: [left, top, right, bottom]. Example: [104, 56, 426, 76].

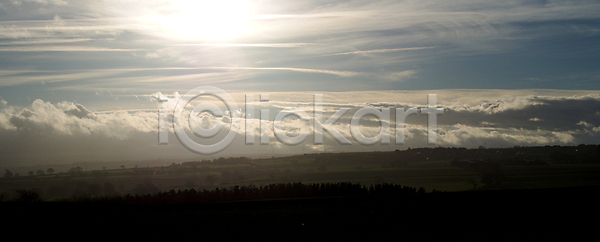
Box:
[1, 0, 600, 166]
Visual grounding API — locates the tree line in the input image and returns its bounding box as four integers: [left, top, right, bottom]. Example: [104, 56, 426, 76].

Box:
[4, 168, 55, 178]
[6, 182, 429, 204]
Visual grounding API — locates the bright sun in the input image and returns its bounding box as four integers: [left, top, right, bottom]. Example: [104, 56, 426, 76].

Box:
[152, 0, 253, 41]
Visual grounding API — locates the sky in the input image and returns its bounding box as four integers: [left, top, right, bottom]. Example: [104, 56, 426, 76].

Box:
[1, 0, 600, 167]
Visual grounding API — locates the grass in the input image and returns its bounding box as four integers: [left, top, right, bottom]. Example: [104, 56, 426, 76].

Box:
[497, 163, 600, 189]
[3, 156, 600, 198]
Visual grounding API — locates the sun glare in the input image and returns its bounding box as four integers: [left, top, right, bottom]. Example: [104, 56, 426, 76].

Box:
[154, 0, 253, 41]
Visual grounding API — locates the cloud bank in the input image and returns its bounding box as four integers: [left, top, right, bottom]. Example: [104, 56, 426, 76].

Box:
[2, 89, 600, 166]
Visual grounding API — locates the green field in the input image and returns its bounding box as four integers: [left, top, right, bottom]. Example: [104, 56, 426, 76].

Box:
[3, 151, 600, 201]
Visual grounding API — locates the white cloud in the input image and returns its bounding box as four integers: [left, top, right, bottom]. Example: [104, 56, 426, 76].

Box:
[437, 124, 576, 147]
[331, 46, 437, 56]
[2, 90, 600, 165]
[2, 99, 157, 139]
[0, 46, 141, 52]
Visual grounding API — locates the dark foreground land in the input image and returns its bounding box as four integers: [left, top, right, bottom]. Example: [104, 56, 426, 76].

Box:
[2, 185, 596, 241]
[3, 145, 599, 240]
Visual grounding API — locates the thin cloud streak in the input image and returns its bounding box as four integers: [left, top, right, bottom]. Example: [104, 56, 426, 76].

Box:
[0, 67, 361, 89]
[1, 0, 600, 163]
[0, 46, 141, 52]
[93, 109, 159, 114]
[0, 38, 94, 45]
[208, 67, 360, 77]
[177, 43, 313, 48]
[331, 46, 437, 56]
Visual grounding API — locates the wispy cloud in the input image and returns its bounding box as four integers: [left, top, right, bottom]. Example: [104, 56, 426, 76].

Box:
[208, 67, 360, 77]
[2, 90, 599, 165]
[331, 46, 437, 56]
[93, 109, 159, 114]
[1, 1, 600, 163]
[177, 43, 313, 48]
[0, 38, 94, 45]
[0, 70, 129, 87]
[0, 46, 141, 52]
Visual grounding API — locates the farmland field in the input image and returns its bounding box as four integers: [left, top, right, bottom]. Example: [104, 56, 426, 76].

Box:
[3, 148, 600, 200]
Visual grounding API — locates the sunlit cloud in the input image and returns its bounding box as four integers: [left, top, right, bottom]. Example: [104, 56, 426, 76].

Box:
[1, 0, 600, 164]
[0, 46, 141, 52]
[177, 43, 313, 48]
[2, 90, 600, 165]
[208, 67, 360, 77]
[0, 38, 94, 45]
[331, 46, 437, 56]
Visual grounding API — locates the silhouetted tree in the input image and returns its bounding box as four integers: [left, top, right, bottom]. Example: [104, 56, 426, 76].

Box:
[4, 169, 13, 178]
[14, 188, 42, 202]
[466, 178, 478, 189]
[120, 165, 125, 169]
[46, 168, 54, 174]
[69, 166, 83, 176]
